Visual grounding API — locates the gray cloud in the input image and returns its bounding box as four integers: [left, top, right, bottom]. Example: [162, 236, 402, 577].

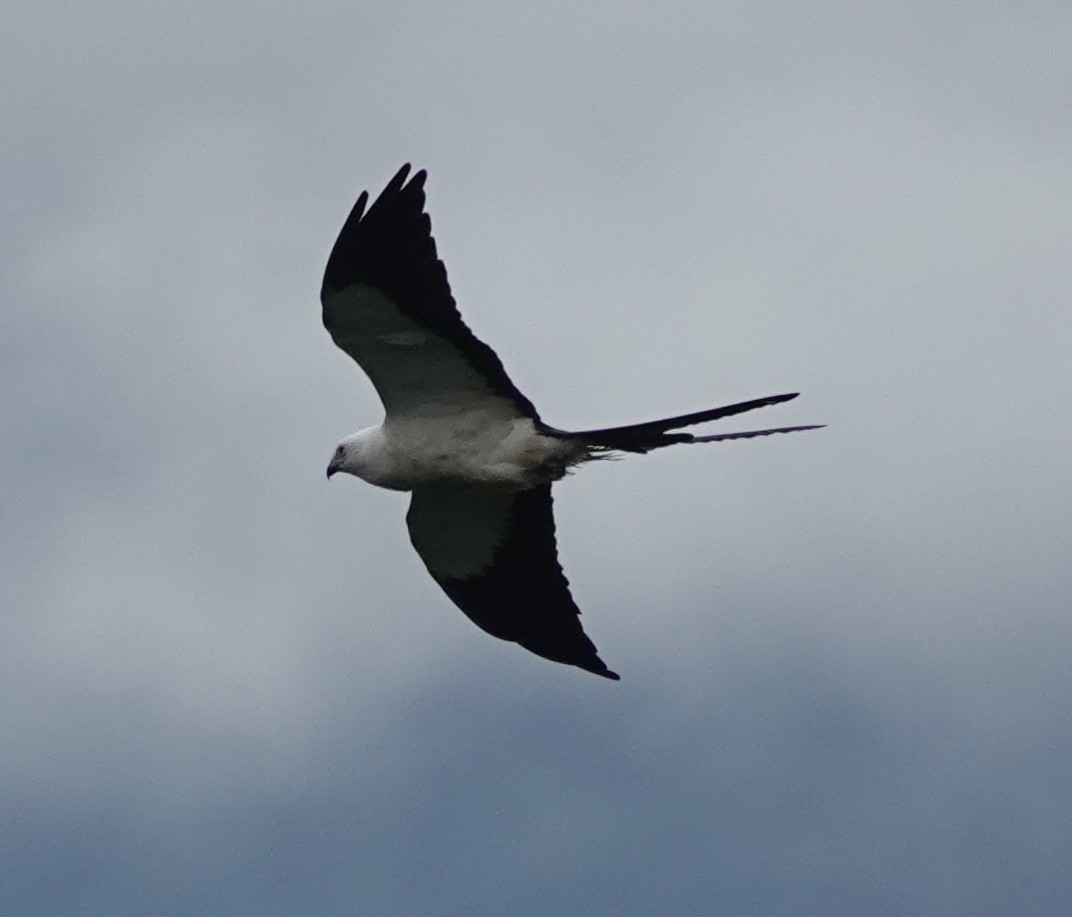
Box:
[3, 1, 1071, 914]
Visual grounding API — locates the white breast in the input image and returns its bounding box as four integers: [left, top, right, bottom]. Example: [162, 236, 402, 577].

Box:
[363, 415, 567, 490]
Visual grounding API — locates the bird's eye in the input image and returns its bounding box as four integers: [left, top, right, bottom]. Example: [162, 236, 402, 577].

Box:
[335, 446, 344, 459]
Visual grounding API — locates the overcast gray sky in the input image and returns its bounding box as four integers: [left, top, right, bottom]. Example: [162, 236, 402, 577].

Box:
[4, 2, 1071, 914]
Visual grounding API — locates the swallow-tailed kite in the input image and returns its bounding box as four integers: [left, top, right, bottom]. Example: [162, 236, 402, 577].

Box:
[322, 165, 821, 680]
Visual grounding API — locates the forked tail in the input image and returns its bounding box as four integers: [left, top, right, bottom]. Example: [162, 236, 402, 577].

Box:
[559, 392, 824, 454]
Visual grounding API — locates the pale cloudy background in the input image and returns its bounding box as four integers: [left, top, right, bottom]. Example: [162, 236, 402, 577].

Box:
[3, 2, 1071, 914]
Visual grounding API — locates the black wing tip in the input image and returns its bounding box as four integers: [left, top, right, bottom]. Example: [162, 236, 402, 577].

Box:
[386, 162, 427, 194]
[333, 189, 370, 238]
[576, 656, 620, 680]
[353, 164, 425, 216]
[371, 163, 425, 209]
[508, 634, 622, 682]
[388, 162, 412, 186]
[322, 163, 433, 297]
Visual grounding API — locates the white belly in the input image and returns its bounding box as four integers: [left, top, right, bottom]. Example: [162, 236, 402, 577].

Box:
[368, 415, 576, 490]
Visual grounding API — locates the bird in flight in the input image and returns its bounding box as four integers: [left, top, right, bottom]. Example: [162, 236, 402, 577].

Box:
[322, 165, 821, 680]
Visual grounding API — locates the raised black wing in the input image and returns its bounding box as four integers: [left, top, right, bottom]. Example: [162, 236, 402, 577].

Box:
[321, 165, 539, 422]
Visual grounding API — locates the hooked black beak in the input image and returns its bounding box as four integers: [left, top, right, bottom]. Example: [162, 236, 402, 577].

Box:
[326, 462, 339, 479]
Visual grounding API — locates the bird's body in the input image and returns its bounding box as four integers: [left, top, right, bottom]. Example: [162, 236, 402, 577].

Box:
[322, 165, 821, 680]
[333, 415, 583, 491]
